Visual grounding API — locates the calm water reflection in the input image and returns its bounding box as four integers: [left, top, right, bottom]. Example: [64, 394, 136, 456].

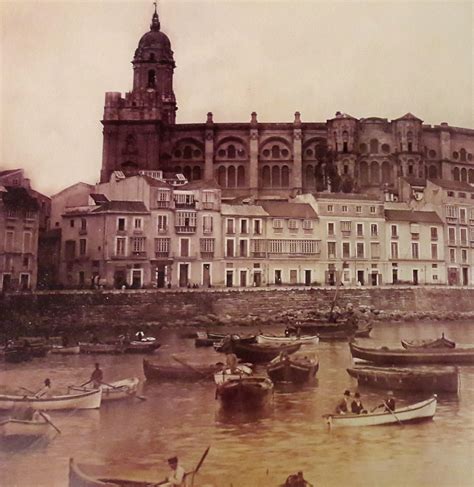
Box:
[1, 321, 474, 486]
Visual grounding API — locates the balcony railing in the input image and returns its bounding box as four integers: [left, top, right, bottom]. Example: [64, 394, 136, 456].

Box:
[202, 202, 215, 210]
[156, 201, 171, 209]
[175, 225, 197, 234]
[175, 202, 196, 209]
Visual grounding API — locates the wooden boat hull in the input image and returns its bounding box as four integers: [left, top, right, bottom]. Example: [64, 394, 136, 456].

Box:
[69, 458, 117, 487]
[297, 320, 356, 334]
[0, 418, 51, 438]
[267, 356, 319, 383]
[51, 345, 81, 355]
[216, 377, 273, 407]
[324, 396, 437, 427]
[4, 348, 32, 363]
[318, 330, 353, 341]
[70, 378, 140, 402]
[350, 342, 474, 365]
[401, 336, 456, 350]
[122, 342, 161, 354]
[79, 343, 123, 354]
[213, 365, 254, 385]
[257, 335, 319, 345]
[231, 341, 302, 364]
[347, 365, 459, 393]
[0, 389, 102, 410]
[143, 359, 219, 381]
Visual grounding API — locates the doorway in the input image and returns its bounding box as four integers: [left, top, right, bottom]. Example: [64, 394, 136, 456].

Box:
[371, 272, 378, 286]
[131, 269, 143, 289]
[179, 264, 189, 288]
[305, 270, 311, 286]
[412, 269, 419, 285]
[156, 266, 166, 288]
[253, 272, 262, 287]
[203, 264, 211, 287]
[275, 270, 282, 285]
[114, 270, 127, 289]
[462, 267, 469, 286]
[357, 270, 365, 285]
[290, 269, 298, 285]
[226, 270, 233, 287]
[240, 270, 247, 287]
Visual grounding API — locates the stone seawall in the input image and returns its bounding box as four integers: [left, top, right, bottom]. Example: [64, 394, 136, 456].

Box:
[1, 286, 474, 333]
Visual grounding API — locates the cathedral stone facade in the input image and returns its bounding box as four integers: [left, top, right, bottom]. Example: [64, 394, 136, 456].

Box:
[100, 7, 474, 200]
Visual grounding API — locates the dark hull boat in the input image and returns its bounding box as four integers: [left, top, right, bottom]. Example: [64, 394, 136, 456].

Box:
[4, 347, 33, 363]
[350, 342, 474, 365]
[122, 341, 161, 354]
[267, 353, 319, 383]
[143, 359, 220, 381]
[216, 377, 273, 408]
[231, 341, 301, 364]
[297, 319, 357, 335]
[347, 365, 459, 393]
[401, 334, 456, 350]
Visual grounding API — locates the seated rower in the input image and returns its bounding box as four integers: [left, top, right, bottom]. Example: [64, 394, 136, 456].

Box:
[35, 378, 51, 398]
[162, 456, 186, 487]
[335, 390, 351, 415]
[372, 391, 396, 412]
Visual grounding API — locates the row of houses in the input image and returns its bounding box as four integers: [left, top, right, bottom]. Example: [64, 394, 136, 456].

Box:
[2, 168, 474, 291]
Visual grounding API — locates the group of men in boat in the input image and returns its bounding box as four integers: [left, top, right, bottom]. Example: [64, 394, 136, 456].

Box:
[335, 389, 396, 415]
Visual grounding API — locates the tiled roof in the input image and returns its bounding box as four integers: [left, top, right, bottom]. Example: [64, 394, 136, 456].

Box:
[0, 169, 22, 178]
[179, 179, 221, 190]
[261, 201, 318, 219]
[429, 179, 474, 193]
[90, 193, 109, 204]
[140, 175, 173, 189]
[385, 209, 442, 224]
[1, 186, 39, 210]
[393, 112, 423, 122]
[221, 204, 269, 217]
[92, 201, 149, 214]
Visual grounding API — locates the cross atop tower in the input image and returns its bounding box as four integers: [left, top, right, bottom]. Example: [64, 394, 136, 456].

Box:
[150, 0, 160, 31]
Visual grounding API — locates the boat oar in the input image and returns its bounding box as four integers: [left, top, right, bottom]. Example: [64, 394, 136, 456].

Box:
[100, 381, 147, 401]
[19, 386, 35, 395]
[382, 401, 404, 427]
[171, 355, 210, 379]
[38, 411, 62, 434]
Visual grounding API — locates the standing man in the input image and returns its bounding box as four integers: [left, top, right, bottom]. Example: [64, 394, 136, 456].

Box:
[163, 456, 186, 487]
[90, 363, 104, 388]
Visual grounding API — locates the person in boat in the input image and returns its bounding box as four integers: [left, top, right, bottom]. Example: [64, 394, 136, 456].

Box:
[351, 392, 368, 414]
[343, 303, 359, 328]
[163, 456, 186, 487]
[225, 352, 239, 373]
[90, 363, 104, 388]
[135, 330, 145, 341]
[372, 391, 396, 412]
[335, 390, 351, 414]
[284, 471, 313, 487]
[35, 378, 51, 398]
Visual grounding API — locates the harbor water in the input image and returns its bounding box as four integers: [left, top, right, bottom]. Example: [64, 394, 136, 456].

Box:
[1, 321, 474, 487]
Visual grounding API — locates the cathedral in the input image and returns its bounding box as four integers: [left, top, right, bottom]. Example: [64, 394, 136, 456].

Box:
[100, 6, 474, 199]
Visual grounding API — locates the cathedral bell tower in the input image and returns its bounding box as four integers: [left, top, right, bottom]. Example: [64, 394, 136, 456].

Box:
[100, 5, 177, 183]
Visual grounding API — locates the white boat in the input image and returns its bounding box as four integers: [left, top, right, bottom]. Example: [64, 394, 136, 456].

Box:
[256, 334, 319, 345]
[69, 378, 140, 402]
[0, 389, 102, 411]
[214, 365, 253, 385]
[50, 345, 81, 355]
[0, 415, 53, 438]
[324, 395, 437, 427]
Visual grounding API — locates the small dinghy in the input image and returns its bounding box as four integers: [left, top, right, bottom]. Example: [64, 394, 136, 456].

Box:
[256, 334, 319, 345]
[401, 334, 456, 350]
[0, 414, 53, 439]
[70, 378, 140, 402]
[51, 345, 81, 355]
[267, 352, 319, 384]
[216, 376, 274, 408]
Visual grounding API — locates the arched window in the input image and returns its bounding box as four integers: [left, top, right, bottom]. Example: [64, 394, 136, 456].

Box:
[370, 139, 379, 154]
[342, 131, 349, 153]
[370, 161, 380, 184]
[428, 165, 438, 179]
[183, 146, 193, 159]
[469, 169, 474, 183]
[381, 161, 391, 183]
[453, 167, 460, 181]
[148, 70, 156, 88]
[272, 165, 281, 187]
[237, 166, 245, 187]
[460, 149, 467, 162]
[408, 164, 414, 175]
[407, 131, 413, 152]
[381, 143, 390, 153]
[461, 168, 467, 182]
[359, 161, 369, 186]
[262, 166, 271, 188]
[271, 145, 281, 159]
[281, 166, 290, 187]
[227, 145, 236, 159]
[217, 166, 226, 187]
[192, 166, 201, 181]
[183, 166, 192, 181]
[228, 166, 236, 187]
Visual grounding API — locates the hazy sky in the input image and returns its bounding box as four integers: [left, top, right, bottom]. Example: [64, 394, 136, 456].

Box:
[1, 0, 473, 196]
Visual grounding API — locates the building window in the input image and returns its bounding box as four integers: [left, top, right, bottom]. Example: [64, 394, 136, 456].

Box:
[462, 249, 468, 263]
[239, 239, 249, 257]
[180, 238, 189, 257]
[356, 206, 362, 213]
[460, 208, 467, 224]
[200, 238, 215, 254]
[80, 218, 87, 232]
[328, 222, 335, 236]
[70, 219, 75, 228]
[341, 221, 351, 235]
[115, 237, 126, 256]
[356, 223, 364, 237]
[391, 225, 398, 238]
[327, 205, 334, 212]
[328, 242, 336, 259]
[370, 206, 376, 214]
[449, 248, 456, 263]
[430, 227, 438, 240]
[226, 238, 235, 257]
[288, 219, 298, 230]
[131, 236, 146, 253]
[157, 215, 168, 233]
[431, 244, 438, 260]
[203, 215, 213, 234]
[448, 227, 456, 246]
[445, 205, 457, 218]
[176, 211, 196, 228]
[5, 231, 14, 251]
[411, 242, 419, 259]
[157, 190, 171, 208]
[342, 205, 348, 213]
[79, 239, 87, 256]
[302, 220, 313, 230]
[460, 227, 468, 246]
[240, 219, 248, 234]
[155, 237, 170, 257]
[391, 242, 398, 259]
[342, 242, 350, 259]
[370, 242, 380, 259]
[356, 242, 364, 258]
[226, 218, 235, 234]
[253, 219, 262, 235]
[118, 217, 126, 231]
[22, 231, 32, 253]
[370, 224, 378, 237]
[133, 217, 143, 230]
[273, 219, 283, 229]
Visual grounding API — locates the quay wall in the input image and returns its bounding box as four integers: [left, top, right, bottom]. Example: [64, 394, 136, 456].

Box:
[1, 286, 474, 332]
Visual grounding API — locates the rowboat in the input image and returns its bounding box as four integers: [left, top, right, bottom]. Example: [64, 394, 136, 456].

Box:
[296, 319, 357, 335]
[317, 330, 353, 342]
[213, 365, 253, 385]
[256, 334, 319, 345]
[401, 334, 456, 350]
[51, 345, 81, 355]
[216, 376, 274, 408]
[324, 395, 437, 427]
[70, 378, 140, 402]
[230, 341, 302, 364]
[122, 341, 161, 354]
[349, 342, 474, 365]
[0, 389, 102, 410]
[143, 359, 221, 381]
[267, 352, 319, 383]
[79, 343, 123, 354]
[195, 332, 215, 347]
[0, 415, 53, 438]
[347, 365, 459, 393]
